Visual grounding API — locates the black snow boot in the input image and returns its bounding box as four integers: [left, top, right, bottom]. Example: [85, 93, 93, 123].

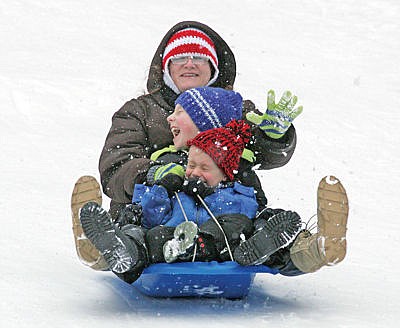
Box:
[80, 202, 148, 274]
[233, 210, 302, 266]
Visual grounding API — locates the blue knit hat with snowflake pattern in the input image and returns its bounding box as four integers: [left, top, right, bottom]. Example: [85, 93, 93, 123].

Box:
[175, 87, 243, 132]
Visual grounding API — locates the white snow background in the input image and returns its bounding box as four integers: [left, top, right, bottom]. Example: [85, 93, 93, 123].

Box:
[1, 0, 399, 327]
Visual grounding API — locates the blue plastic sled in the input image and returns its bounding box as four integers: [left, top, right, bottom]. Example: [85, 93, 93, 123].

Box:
[133, 261, 279, 298]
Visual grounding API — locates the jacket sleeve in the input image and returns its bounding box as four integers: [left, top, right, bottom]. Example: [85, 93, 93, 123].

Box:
[99, 96, 172, 203]
[140, 185, 172, 229]
[99, 99, 151, 203]
[232, 183, 258, 219]
[242, 99, 297, 170]
[237, 157, 268, 208]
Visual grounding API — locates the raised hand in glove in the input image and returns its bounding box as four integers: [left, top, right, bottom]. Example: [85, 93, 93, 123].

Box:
[182, 177, 216, 199]
[147, 163, 185, 196]
[246, 90, 303, 139]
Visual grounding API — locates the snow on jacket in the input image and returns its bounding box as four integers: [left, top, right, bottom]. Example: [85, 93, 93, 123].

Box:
[98, 21, 297, 216]
[133, 182, 258, 229]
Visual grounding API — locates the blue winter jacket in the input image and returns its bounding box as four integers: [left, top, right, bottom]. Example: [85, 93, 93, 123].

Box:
[132, 182, 258, 229]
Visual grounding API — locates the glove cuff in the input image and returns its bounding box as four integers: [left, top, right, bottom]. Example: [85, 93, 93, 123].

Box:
[264, 130, 287, 139]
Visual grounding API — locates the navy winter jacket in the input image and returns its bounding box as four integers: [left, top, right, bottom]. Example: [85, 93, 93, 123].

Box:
[132, 182, 258, 229]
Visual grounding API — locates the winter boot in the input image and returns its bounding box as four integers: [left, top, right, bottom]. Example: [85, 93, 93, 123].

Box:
[71, 176, 108, 271]
[79, 202, 148, 274]
[233, 211, 302, 266]
[253, 207, 285, 230]
[290, 175, 349, 273]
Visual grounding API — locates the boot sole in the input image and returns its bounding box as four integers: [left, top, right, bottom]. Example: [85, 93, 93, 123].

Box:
[317, 176, 349, 264]
[71, 176, 108, 270]
[234, 211, 302, 266]
[318, 175, 349, 234]
[79, 202, 137, 273]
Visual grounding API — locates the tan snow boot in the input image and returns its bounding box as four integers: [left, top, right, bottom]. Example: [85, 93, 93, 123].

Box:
[290, 175, 349, 273]
[71, 176, 108, 271]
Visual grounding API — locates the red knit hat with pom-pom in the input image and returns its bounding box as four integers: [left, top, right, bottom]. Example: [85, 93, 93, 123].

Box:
[187, 120, 251, 180]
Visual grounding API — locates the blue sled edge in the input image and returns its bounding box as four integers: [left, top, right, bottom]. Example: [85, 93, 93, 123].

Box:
[133, 261, 279, 298]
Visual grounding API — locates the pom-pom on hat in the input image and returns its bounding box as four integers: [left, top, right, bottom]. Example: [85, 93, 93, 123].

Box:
[175, 87, 243, 132]
[187, 120, 251, 181]
[163, 28, 219, 94]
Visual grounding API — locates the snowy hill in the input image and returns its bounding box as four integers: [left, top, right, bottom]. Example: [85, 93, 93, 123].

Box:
[1, 0, 399, 327]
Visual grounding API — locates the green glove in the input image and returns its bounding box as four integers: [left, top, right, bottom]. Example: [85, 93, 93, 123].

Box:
[246, 90, 303, 139]
[147, 162, 186, 186]
[154, 163, 185, 182]
[151, 163, 185, 196]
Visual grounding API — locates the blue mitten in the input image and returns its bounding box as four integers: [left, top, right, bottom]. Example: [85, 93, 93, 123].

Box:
[246, 90, 303, 139]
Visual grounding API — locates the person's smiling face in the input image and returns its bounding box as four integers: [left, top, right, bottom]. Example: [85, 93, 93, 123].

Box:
[167, 104, 199, 150]
[169, 57, 212, 92]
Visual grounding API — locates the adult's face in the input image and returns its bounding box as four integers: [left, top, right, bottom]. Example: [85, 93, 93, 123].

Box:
[169, 58, 212, 92]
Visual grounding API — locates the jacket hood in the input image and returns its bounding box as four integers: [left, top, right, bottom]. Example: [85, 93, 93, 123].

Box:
[147, 21, 236, 96]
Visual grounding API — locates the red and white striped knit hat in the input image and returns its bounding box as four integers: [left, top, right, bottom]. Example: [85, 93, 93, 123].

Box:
[162, 28, 219, 94]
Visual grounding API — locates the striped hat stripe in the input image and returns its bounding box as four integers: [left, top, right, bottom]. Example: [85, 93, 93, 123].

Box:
[163, 38, 218, 67]
[187, 89, 222, 128]
[167, 29, 214, 47]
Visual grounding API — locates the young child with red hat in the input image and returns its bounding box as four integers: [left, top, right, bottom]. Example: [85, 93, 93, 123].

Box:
[140, 119, 266, 263]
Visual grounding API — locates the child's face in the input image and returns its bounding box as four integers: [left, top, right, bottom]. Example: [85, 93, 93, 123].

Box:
[186, 146, 226, 187]
[167, 104, 200, 149]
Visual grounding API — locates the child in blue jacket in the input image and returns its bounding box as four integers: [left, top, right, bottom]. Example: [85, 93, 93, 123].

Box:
[133, 121, 257, 230]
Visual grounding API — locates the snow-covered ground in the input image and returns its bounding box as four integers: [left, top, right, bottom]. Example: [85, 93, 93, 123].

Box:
[1, 0, 399, 327]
